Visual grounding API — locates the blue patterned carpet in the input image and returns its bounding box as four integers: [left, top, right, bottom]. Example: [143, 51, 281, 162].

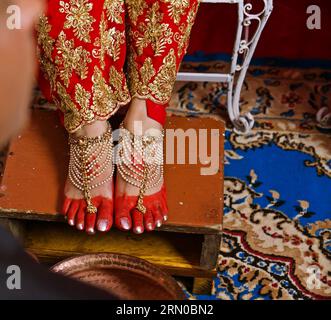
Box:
[170, 60, 331, 300]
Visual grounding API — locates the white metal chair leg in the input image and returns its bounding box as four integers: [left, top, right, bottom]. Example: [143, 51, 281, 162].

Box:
[230, 0, 273, 134]
[177, 0, 274, 135]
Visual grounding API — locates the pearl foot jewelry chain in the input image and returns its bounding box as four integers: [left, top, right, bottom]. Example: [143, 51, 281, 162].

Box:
[68, 124, 114, 214]
[117, 123, 164, 214]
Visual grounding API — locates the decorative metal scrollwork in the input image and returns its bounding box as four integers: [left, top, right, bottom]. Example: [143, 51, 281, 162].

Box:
[228, 0, 273, 134]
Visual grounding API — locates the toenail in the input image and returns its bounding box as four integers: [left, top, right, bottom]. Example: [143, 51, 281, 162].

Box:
[97, 220, 108, 232]
[77, 224, 83, 230]
[156, 220, 162, 228]
[68, 219, 74, 226]
[120, 218, 130, 230]
[163, 215, 168, 221]
[135, 226, 143, 234]
[147, 223, 153, 230]
[87, 228, 95, 234]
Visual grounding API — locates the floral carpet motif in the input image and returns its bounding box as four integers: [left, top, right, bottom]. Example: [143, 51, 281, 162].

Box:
[172, 61, 331, 300]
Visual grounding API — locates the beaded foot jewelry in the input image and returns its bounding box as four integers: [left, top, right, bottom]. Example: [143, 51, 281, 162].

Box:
[68, 124, 114, 214]
[117, 123, 164, 216]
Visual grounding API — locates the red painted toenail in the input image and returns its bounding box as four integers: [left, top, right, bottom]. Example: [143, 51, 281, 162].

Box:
[77, 224, 83, 230]
[68, 219, 74, 226]
[147, 223, 153, 230]
[97, 220, 108, 232]
[120, 218, 130, 230]
[156, 220, 162, 228]
[135, 226, 143, 234]
[163, 215, 168, 221]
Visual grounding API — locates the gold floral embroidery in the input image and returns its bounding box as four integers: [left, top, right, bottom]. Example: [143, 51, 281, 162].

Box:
[127, 49, 177, 104]
[140, 58, 156, 94]
[40, 58, 57, 91]
[75, 84, 94, 121]
[91, 66, 118, 117]
[55, 31, 92, 87]
[162, 0, 190, 25]
[56, 82, 82, 132]
[125, 0, 147, 25]
[109, 66, 130, 102]
[104, 0, 125, 24]
[133, 2, 173, 56]
[93, 13, 125, 68]
[36, 15, 55, 60]
[59, 0, 95, 43]
[174, 2, 199, 57]
[36, 15, 57, 90]
[149, 48, 177, 102]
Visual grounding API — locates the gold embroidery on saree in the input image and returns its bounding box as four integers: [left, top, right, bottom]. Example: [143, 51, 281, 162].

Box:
[162, 0, 190, 25]
[40, 58, 58, 91]
[56, 82, 82, 132]
[36, 15, 55, 60]
[36, 15, 57, 90]
[133, 3, 173, 56]
[59, 0, 95, 43]
[93, 13, 125, 68]
[109, 66, 130, 102]
[149, 48, 177, 102]
[127, 49, 177, 103]
[55, 31, 92, 87]
[104, 0, 125, 24]
[140, 58, 156, 95]
[174, 2, 199, 57]
[91, 66, 118, 117]
[75, 84, 94, 121]
[126, 0, 147, 25]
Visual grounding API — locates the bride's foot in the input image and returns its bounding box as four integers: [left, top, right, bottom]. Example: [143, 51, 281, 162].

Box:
[114, 98, 168, 234]
[62, 120, 114, 234]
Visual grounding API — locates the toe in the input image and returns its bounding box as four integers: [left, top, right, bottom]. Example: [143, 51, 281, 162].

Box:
[144, 209, 155, 232]
[67, 200, 80, 226]
[115, 211, 132, 231]
[115, 199, 132, 231]
[85, 198, 100, 235]
[62, 197, 72, 216]
[153, 205, 164, 228]
[85, 212, 97, 235]
[132, 209, 144, 234]
[75, 200, 86, 231]
[161, 200, 169, 222]
[96, 199, 113, 232]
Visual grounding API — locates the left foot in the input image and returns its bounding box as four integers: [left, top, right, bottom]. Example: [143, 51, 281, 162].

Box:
[62, 121, 115, 234]
[114, 98, 168, 234]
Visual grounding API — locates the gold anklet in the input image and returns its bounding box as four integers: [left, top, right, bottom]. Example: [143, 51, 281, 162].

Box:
[68, 124, 114, 214]
[117, 123, 164, 214]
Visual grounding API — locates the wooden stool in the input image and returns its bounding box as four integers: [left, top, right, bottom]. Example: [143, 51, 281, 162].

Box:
[0, 109, 224, 294]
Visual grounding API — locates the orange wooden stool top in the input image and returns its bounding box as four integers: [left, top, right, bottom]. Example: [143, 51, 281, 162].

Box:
[0, 109, 224, 235]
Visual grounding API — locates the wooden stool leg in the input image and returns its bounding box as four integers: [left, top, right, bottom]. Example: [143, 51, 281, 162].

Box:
[200, 234, 221, 270]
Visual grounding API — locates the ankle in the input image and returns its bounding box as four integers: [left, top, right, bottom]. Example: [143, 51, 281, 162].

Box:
[124, 98, 162, 133]
[74, 120, 109, 138]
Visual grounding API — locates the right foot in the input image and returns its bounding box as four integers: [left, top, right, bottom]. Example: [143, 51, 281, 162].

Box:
[114, 99, 168, 234]
[62, 120, 114, 234]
